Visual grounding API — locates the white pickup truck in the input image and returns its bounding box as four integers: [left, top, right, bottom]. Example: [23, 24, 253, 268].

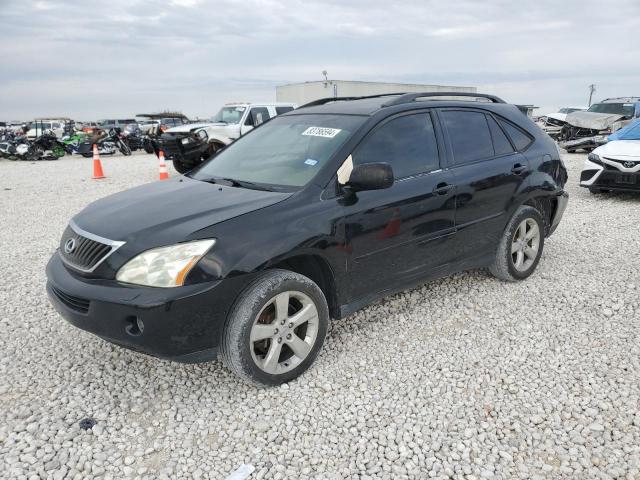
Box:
[157, 102, 297, 173]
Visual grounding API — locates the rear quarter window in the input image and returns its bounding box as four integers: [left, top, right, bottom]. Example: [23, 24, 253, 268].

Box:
[276, 106, 295, 115]
[497, 118, 533, 151]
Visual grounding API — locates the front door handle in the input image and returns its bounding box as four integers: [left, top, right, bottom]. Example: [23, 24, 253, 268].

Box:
[511, 163, 528, 175]
[433, 182, 454, 195]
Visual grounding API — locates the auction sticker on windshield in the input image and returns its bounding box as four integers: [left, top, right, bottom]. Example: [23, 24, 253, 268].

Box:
[302, 127, 342, 138]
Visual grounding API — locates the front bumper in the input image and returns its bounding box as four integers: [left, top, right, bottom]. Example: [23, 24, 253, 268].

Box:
[46, 253, 250, 362]
[559, 135, 608, 151]
[580, 158, 640, 192]
[156, 135, 207, 164]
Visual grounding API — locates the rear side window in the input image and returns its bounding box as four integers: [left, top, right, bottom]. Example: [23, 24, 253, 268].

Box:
[353, 113, 440, 179]
[497, 119, 533, 151]
[276, 106, 294, 115]
[486, 115, 514, 156]
[246, 107, 271, 126]
[441, 110, 494, 165]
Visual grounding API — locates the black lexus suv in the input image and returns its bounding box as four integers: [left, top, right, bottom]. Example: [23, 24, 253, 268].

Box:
[46, 93, 568, 385]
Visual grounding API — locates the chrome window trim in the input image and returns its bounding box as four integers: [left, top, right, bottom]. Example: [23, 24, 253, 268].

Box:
[58, 219, 126, 273]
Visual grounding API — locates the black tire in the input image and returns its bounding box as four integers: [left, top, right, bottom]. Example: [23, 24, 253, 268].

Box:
[220, 269, 329, 386]
[172, 159, 193, 174]
[118, 140, 132, 156]
[489, 205, 545, 282]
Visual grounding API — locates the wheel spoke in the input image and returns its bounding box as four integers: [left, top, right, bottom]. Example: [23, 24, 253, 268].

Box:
[289, 304, 317, 329]
[250, 324, 275, 342]
[524, 245, 537, 260]
[515, 250, 524, 268]
[273, 292, 290, 321]
[518, 222, 527, 240]
[525, 223, 539, 241]
[262, 341, 282, 373]
[511, 241, 519, 254]
[288, 335, 312, 359]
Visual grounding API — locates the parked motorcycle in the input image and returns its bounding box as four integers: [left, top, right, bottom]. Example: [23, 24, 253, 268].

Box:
[60, 133, 89, 155]
[32, 131, 67, 159]
[77, 128, 130, 157]
[0, 131, 63, 161]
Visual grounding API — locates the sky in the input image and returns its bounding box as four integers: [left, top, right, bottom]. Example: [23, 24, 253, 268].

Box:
[1, 0, 639, 120]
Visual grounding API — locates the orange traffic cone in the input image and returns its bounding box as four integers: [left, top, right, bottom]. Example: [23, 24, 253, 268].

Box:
[158, 150, 169, 180]
[92, 144, 105, 179]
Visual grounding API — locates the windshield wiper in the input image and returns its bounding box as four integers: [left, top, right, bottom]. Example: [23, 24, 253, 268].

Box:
[221, 177, 273, 192]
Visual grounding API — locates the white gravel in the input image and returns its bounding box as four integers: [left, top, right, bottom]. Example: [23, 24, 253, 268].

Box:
[0, 151, 639, 480]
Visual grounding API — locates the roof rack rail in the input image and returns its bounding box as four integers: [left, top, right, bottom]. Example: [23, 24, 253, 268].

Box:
[299, 93, 406, 109]
[382, 92, 506, 107]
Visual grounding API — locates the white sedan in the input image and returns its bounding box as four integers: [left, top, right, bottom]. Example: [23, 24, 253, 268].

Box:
[580, 140, 640, 193]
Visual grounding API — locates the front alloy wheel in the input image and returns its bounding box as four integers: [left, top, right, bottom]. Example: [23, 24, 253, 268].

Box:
[250, 291, 319, 374]
[221, 269, 329, 385]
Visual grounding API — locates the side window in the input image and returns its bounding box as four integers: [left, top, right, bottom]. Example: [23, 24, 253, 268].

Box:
[275, 106, 294, 115]
[352, 113, 440, 180]
[497, 118, 533, 151]
[441, 110, 494, 165]
[486, 115, 514, 156]
[246, 108, 271, 126]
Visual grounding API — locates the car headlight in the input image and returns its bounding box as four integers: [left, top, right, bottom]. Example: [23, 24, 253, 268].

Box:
[588, 153, 602, 164]
[116, 239, 216, 288]
[181, 137, 193, 145]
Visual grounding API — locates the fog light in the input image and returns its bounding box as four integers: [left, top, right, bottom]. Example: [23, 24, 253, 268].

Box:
[125, 316, 144, 337]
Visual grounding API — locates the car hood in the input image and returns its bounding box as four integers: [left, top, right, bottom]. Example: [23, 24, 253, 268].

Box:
[546, 112, 568, 122]
[564, 111, 625, 130]
[167, 122, 229, 134]
[594, 140, 640, 159]
[73, 177, 292, 246]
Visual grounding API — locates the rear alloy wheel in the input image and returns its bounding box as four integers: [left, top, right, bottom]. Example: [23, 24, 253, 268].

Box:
[221, 269, 329, 385]
[489, 205, 545, 281]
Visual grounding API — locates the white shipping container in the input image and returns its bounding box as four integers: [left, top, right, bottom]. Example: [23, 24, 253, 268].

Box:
[276, 80, 476, 105]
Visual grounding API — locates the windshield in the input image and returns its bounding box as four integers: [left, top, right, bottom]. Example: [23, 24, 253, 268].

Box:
[191, 114, 365, 189]
[587, 103, 635, 116]
[559, 108, 583, 114]
[211, 106, 246, 124]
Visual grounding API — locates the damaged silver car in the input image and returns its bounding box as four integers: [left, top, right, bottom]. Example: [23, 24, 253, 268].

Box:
[557, 97, 640, 152]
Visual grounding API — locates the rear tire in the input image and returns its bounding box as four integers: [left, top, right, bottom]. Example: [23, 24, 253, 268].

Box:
[220, 269, 329, 386]
[489, 205, 545, 282]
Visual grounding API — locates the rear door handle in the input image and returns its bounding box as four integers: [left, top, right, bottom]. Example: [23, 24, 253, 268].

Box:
[433, 182, 454, 195]
[511, 163, 528, 175]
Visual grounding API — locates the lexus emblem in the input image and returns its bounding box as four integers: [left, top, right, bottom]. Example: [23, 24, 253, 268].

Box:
[64, 238, 76, 254]
[623, 161, 636, 168]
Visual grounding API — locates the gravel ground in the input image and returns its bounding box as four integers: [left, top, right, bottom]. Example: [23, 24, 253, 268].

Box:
[0, 151, 639, 480]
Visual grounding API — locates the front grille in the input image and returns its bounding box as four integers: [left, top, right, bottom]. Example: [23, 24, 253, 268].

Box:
[59, 225, 121, 272]
[604, 157, 640, 168]
[50, 286, 90, 314]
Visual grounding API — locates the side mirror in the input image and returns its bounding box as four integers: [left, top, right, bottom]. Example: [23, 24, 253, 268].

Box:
[346, 162, 394, 192]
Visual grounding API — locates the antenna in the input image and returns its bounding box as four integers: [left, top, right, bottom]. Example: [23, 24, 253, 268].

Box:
[588, 84, 596, 107]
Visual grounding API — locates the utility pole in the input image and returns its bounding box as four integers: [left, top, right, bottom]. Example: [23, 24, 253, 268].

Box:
[588, 84, 596, 107]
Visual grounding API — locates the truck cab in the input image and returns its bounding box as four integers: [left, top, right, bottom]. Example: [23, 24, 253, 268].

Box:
[158, 102, 297, 173]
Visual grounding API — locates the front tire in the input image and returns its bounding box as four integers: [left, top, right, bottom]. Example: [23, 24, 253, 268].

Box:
[221, 269, 329, 386]
[489, 205, 545, 282]
[172, 159, 193, 174]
